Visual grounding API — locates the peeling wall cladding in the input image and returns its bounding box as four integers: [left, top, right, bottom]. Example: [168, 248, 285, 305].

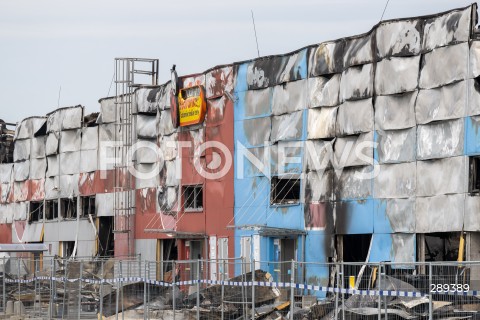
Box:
[246, 49, 308, 89]
[339, 64, 373, 101]
[376, 128, 416, 164]
[416, 118, 464, 160]
[415, 81, 466, 124]
[375, 56, 420, 95]
[416, 156, 467, 197]
[375, 19, 422, 58]
[374, 91, 417, 130]
[374, 163, 416, 198]
[419, 43, 468, 89]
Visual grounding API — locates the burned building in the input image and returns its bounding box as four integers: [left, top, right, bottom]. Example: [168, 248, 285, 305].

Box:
[0, 3, 480, 287]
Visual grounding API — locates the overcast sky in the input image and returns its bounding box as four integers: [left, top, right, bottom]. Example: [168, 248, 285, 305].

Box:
[0, 0, 475, 123]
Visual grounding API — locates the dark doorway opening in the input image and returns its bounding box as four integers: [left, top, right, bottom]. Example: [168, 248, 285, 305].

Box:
[342, 234, 372, 262]
[98, 216, 114, 257]
[280, 238, 296, 283]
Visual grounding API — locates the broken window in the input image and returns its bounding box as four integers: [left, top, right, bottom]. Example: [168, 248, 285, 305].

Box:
[270, 176, 301, 205]
[184, 185, 203, 211]
[469, 156, 480, 193]
[45, 200, 58, 220]
[340, 234, 372, 262]
[28, 201, 43, 223]
[61, 241, 75, 258]
[60, 198, 77, 219]
[423, 232, 465, 262]
[81, 196, 96, 218]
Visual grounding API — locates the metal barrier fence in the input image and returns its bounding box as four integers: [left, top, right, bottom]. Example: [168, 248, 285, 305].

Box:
[1, 257, 480, 319]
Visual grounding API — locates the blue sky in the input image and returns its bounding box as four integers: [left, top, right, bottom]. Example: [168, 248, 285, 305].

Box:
[0, 0, 474, 122]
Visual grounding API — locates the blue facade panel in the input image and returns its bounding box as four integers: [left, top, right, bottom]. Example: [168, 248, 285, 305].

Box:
[335, 199, 374, 234]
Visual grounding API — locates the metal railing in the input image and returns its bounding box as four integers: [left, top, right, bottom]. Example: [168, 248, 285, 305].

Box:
[1, 257, 479, 319]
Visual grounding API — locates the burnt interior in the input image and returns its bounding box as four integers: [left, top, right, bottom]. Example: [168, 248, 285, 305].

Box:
[98, 216, 114, 257]
[469, 156, 480, 193]
[45, 200, 58, 220]
[271, 177, 301, 205]
[184, 185, 203, 211]
[342, 234, 372, 262]
[60, 198, 77, 219]
[28, 201, 43, 223]
[81, 196, 96, 217]
[423, 232, 464, 261]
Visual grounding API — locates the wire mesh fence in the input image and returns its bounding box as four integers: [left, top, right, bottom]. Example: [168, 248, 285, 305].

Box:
[1, 257, 480, 319]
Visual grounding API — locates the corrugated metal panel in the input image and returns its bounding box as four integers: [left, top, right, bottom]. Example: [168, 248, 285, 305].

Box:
[137, 114, 157, 138]
[96, 193, 113, 216]
[307, 75, 340, 108]
[375, 19, 422, 58]
[81, 127, 98, 151]
[45, 132, 59, 156]
[182, 74, 205, 88]
[305, 171, 333, 202]
[375, 56, 420, 95]
[415, 194, 464, 233]
[60, 129, 81, 153]
[135, 87, 161, 114]
[80, 149, 98, 172]
[374, 198, 415, 233]
[419, 42, 468, 89]
[30, 179, 45, 201]
[416, 156, 467, 197]
[44, 176, 60, 199]
[30, 158, 46, 180]
[236, 87, 272, 120]
[335, 199, 374, 234]
[206, 66, 234, 99]
[416, 118, 464, 160]
[59, 151, 80, 175]
[246, 49, 307, 89]
[61, 107, 83, 130]
[13, 181, 29, 202]
[271, 141, 304, 175]
[307, 107, 337, 139]
[333, 132, 374, 168]
[422, 6, 471, 51]
[344, 34, 373, 68]
[0, 164, 13, 182]
[308, 41, 345, 76]
[271, 79, 306, 115]
[238, 116, 271, 147]
[305, 140, 333, 171]
[415, 81, 466, 124]
[369, 233, 415, 264]
[374, 162, 416, 198]
[271, 110, 304, 142]
[58, 174, 80, 198]
[339, 64, 373, 101]
[14, 160, 29, 181]
[156, 186, 179, 213]
[374, 91, 417, 130]
[376, 128, 416, 164]
[30, 136, 46, 159]
[46, 155, 59, 177]
[334, 166, 373, 200]
[157, 110, 175, 136]
[13, 139, 30, 162]
[335, 99, 373, 136]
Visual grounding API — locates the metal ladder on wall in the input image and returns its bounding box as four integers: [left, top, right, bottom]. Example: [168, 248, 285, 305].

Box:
[113, 58, 159, 253]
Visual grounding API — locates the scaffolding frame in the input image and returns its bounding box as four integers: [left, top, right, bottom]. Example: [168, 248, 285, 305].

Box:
[113, 58, 159, 254]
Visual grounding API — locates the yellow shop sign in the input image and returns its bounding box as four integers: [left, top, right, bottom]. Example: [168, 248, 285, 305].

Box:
[178, 85, 207, 126]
